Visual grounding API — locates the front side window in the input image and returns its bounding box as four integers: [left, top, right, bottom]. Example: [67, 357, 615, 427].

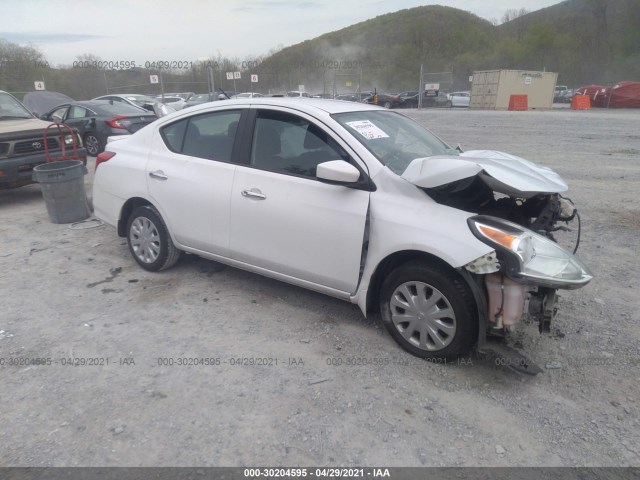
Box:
[333, 110, 456, 175]
[250, 110, 350, 178]
[50, 106, 69, 123]
[160, 110, 241, 162]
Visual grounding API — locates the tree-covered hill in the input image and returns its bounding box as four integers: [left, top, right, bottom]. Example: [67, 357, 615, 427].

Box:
[1, 0, 638, 98]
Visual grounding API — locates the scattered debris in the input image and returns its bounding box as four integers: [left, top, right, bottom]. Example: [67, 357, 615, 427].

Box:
[545, 362, 563, 370]
[0, 330, 15, 339]
[69, 218, 104, 230]
[309, 378, 330, 386]
[495, 445, 506, 455]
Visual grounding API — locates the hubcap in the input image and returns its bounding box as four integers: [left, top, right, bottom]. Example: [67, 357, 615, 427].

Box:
[389, 281, 456, 351]
[130, 216, 160, 264]
[86, 136, 99, 156]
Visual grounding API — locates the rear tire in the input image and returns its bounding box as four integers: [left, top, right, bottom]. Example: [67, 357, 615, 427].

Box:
[126, 205, 180, 272]
[379, 261, 477, 360]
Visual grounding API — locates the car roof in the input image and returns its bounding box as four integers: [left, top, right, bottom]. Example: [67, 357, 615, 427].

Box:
[49, 100, 151, 113]
[205, 97, 385, 115]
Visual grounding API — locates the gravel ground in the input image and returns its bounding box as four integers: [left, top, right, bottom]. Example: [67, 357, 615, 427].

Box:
[1, 106, 639, 467]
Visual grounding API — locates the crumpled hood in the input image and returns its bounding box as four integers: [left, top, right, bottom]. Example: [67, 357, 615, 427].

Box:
[401, 150, 568, 198]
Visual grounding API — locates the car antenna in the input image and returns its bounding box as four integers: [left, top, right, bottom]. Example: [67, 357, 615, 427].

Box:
[219, 88, 231, 99]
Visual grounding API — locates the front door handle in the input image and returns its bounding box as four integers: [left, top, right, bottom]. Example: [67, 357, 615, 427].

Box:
[149, 170, 168, 180]
[241, 188, 266, 200]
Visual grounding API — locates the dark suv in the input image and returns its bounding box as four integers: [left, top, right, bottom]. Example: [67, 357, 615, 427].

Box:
[0, 90, 86, 189]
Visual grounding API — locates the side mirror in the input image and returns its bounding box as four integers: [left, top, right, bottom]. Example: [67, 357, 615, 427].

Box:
[316, 160, 361, 184]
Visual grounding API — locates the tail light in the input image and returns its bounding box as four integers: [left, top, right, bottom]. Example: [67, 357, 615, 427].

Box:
[95, 151, 116, 171]
[105, 116, 130, 129]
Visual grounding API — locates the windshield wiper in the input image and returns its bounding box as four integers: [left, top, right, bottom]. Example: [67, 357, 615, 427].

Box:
[0, 115, 32, 120]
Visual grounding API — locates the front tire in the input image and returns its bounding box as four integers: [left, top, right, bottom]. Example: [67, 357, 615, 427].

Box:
[380, 262, 477, 360]
[126, 205, 180, 272]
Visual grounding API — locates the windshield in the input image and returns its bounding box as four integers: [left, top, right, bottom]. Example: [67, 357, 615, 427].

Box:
[333, 110, 457, 175]
[0, 92, 35, 119]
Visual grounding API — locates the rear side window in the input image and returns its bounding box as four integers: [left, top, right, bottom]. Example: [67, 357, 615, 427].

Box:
[160, 110, 241, 162]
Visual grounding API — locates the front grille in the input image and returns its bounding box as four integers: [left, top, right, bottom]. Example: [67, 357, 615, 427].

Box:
[14, 137, 59, 155]
[0, 143, 8, 155]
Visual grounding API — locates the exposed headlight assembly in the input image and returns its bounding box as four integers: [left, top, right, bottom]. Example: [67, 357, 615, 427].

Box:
[467, 215, 593, 289]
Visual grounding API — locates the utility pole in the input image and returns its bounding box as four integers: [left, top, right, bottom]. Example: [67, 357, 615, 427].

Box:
[418, 64, 424, 109]
[207, 66, 215, 94]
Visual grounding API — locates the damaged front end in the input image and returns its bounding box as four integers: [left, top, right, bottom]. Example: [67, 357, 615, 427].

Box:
[402, 150, 593, 373]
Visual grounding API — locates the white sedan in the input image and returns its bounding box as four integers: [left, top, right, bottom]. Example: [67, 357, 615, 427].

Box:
[93, 98, 591, 365]
[447, 91, 470, 107]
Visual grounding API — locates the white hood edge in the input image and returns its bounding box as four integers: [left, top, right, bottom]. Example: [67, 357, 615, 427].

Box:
[401, 150, 568, 198]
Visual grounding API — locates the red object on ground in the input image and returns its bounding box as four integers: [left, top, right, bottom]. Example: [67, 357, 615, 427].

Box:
[571, 95, 591, 110]
[574, 85, 611, 108]
[508, 94, 528, 110]
[609, 81, 640, 108]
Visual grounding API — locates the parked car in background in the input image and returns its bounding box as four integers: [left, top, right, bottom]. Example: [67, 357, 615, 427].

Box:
[286, 91, 311, 97]
[0, 90, 86, 189]
[22, 91, 75, 118]
[336, 92, 372, 102]
[363, 93, 402, 109]
[398, 91, 423, 108]
[425, 92, 453, 108]
[401, 91, 452, 108]
[164, 92, 195, 101]
[558, 89, 574, 103]
[312, 93, 334, 99]
[231, 92, 264, 99]
[42, 100, 156, 156]
[184, 93, 218, 108]
[447, 91, 470, 107]
[554, 85, 568, 102]
[93, 94, 158, 112]
[155, 95, 187, 110]
[93, 98, 591, 369]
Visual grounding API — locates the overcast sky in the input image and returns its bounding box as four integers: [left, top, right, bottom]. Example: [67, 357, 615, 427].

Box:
[1, 0, 561, 66]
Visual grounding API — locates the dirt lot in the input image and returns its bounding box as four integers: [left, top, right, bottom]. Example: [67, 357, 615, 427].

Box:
[1, 106, 639, 467]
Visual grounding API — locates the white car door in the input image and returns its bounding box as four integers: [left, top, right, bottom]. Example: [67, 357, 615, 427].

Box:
[147, 109, 244, 255]
[229, 108, 370, 294]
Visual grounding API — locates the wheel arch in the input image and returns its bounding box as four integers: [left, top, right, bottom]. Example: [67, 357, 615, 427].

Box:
[365, 249, 467, 314]
[365, 249, 488, 351]
[117, 197, 155, 237]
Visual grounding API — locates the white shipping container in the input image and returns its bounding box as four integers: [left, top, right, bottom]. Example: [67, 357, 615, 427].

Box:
[470, 70, 558, 110]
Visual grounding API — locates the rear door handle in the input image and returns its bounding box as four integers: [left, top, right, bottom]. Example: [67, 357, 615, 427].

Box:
[149, 170, 168, 180]
[241, 189, 266, 200]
